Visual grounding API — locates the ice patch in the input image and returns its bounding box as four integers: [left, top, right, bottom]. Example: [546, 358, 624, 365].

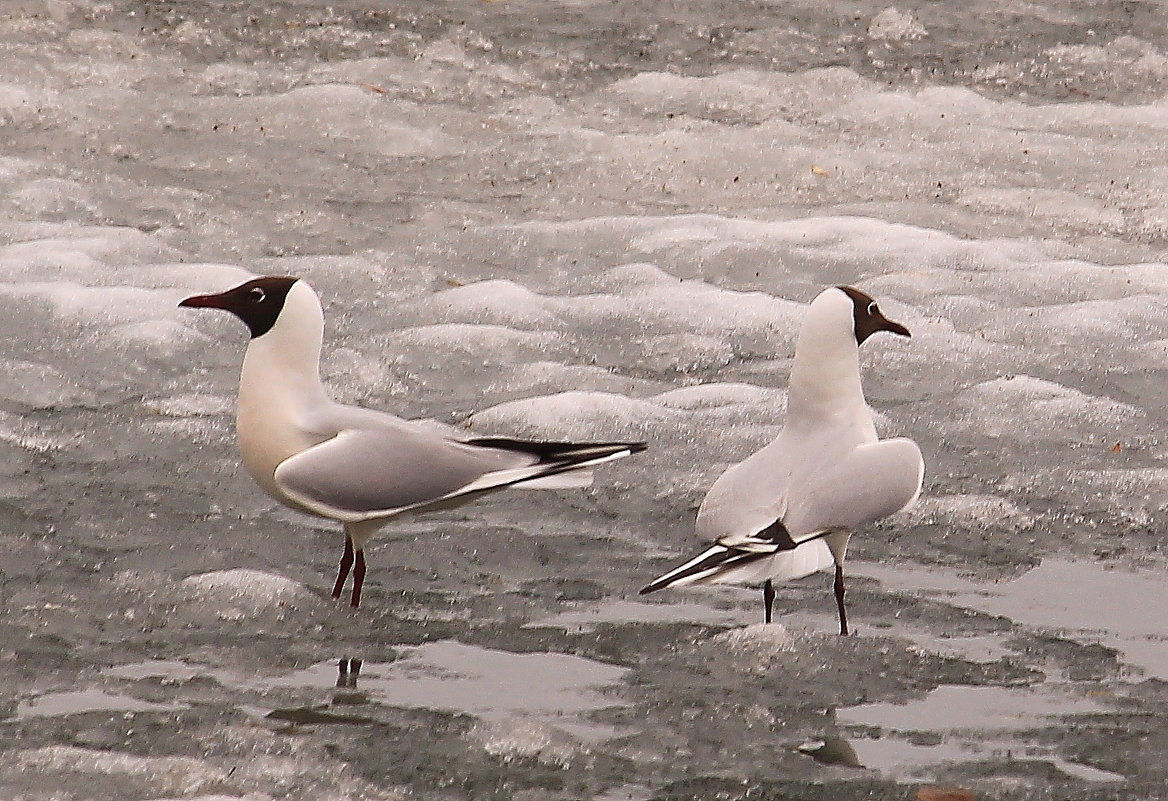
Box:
[946, 375, 1144, 444]
[0, 228, 177, 275]
[7, 743, 395, 800]
[110, 319, 211, 349]
[1014, 467, 1168, 526]
[0, 82, 58, 127]
[959, 187, 1125, 230]
[0, 282, 179, 327]
[13, 747, 207, 792]
[469, 390, 674, 441]
[421, 280, 560, 328]
[208, 84, 457, 159]
[710, 622, 795, 656]
[0, 360, 97, 408]
[422, 266, 803, 345]
[481, 361, 648, 399]
[105, 660, 205, 682]
[867, 7, 928, 41]
[146, 393, 232, 418]
[389, 323, 560, 357]
[897, 494, 1035, 532]
[472, 718, 584, 767]
[12, 177, 99, 218]
[653, 382, 782, 410]
[603, 71, 781, 126]
[0, 409, 70, 451]
[1045, 36, 1168, 86]
[528, 598, 748, 631]
[179, 569, 314, 620]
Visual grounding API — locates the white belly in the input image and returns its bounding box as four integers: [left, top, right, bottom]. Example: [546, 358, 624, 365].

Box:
[236, 373, 329, 514]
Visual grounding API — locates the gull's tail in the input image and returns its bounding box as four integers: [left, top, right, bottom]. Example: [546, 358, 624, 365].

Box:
[640, 528, 836, 594]
[464, 438, 647, 490]
[639, 544, 774, 593]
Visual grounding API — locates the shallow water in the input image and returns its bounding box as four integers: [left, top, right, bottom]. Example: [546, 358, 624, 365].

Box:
[2, 0, 1168, 799]
[855, 558, 1168, 680]
[15, 691, 183, 720]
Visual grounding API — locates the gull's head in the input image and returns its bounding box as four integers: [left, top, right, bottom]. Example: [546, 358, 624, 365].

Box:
[180, 276, 303, 339]
[831, 285, 911, 345]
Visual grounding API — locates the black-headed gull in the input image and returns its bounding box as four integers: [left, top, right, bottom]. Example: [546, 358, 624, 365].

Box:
[181, 276, 646, 608]
[640, 286, 923, 635]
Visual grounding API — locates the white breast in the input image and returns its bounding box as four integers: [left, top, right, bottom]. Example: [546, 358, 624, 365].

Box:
[234, 280, 332, 510]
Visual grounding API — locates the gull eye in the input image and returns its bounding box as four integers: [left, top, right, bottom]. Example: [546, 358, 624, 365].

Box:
[248, 287, 266, 303]
[867, 301, 878, 315]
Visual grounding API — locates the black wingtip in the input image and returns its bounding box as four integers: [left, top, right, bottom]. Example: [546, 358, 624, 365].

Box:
[638, 583, 658, 595]
[465, 438, 648, 459]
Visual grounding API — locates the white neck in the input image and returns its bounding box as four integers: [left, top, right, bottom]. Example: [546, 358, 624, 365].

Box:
[785, 288, 873, 430]
[239, 280, 330, 412]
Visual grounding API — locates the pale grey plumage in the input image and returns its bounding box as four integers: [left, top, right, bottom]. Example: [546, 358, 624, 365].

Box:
[642, 286, 923, 633]
[182, 276, 644, 608]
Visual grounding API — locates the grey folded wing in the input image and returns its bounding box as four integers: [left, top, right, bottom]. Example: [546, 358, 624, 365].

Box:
[273, 427, 536, 521]
[783, 437, 924, 535]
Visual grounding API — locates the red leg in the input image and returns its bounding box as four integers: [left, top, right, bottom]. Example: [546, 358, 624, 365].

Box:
[834, 564, 849, 636]
[332, 535, 354, 599]
[350, 548, 366, 608]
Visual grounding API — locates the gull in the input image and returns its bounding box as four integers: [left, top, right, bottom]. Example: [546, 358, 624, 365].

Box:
[181, 276, 646, 608]
[640, 286, 923, 635]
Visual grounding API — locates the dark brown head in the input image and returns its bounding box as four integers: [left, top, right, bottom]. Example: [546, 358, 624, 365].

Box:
[179, 276, 300, 338]
[837, 286, 911, 345]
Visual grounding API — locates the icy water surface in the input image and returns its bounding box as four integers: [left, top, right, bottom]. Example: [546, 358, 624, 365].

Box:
[2, 0, 1168, 798]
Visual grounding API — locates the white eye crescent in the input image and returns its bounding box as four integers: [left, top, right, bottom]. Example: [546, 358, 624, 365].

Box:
[249, 287, 266, 302]
[867, 301, 878, 315]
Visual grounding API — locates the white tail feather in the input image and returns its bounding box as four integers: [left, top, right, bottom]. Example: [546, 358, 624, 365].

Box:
[517, 469, 594, 489]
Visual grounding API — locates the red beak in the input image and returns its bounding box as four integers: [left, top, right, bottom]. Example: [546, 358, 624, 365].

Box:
[179, 291, 230, 309]
[884, 319, 911, 338]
